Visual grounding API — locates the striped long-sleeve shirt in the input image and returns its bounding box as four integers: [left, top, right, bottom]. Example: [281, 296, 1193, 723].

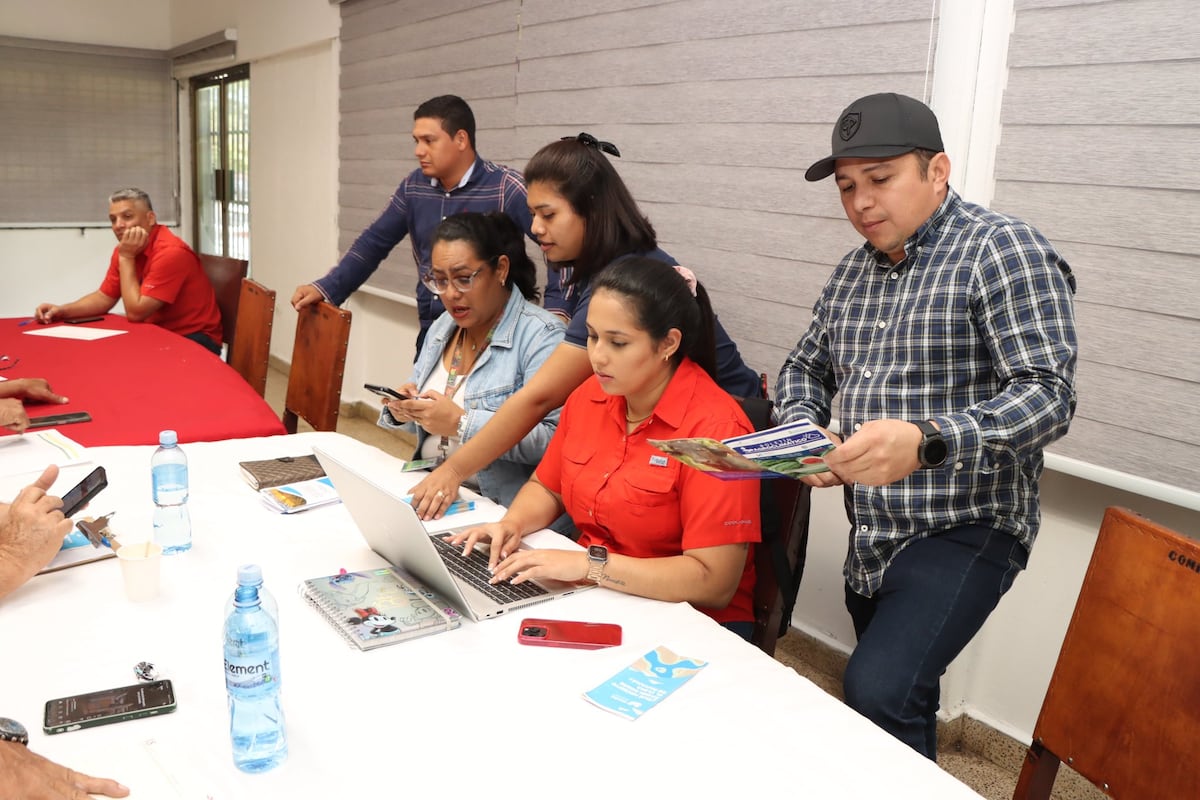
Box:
[776, 189, 1077, 595]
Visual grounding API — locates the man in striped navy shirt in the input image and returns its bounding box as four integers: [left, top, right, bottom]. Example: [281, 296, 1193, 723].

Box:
[292, 95, 561, 356]
[777, 93, 1077, 759]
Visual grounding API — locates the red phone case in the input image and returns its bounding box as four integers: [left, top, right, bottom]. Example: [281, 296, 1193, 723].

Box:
[517, 618, 622, 650]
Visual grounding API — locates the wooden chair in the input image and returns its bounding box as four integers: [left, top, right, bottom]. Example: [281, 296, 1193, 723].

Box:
[228, 278, 276, 398]
[738, 395, 813, 657]
[199, 253, 249, 357]
[1012, 507, 1200, 800]
[282, 301, 352, 434]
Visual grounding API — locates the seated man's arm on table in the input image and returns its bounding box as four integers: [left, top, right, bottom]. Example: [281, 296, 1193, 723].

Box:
[34, 290, 116, 324]
[114, 232, 165, 322]
[0, 741, 129, 799]
[0, 466, 71, 600]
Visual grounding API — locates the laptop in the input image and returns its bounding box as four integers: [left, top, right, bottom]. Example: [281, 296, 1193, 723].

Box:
[313, 446, 593, 621]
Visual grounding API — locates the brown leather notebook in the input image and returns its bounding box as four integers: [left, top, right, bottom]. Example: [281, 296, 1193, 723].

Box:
[238, 454, 326, 490]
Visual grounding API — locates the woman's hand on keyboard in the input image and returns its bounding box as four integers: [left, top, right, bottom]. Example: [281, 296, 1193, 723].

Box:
[490, 548, 588, 587]
[447, 521, 524, 572]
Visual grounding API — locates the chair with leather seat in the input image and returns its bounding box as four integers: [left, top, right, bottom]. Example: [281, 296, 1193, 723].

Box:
[228, 278, 276, 398]
[1012, 506, 1200, 799]
[282, 300, 352, 434]
[199, 253, 249, 358]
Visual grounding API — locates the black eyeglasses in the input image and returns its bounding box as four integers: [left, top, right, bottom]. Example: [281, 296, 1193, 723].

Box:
[562, 132, 621, 158]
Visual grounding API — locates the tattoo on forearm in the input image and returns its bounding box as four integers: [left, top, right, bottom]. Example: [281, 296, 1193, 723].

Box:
[600, 574, 626, 587]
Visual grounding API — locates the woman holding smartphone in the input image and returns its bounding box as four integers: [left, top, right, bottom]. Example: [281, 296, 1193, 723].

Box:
[377, 212, 564, 508]
[410, 133, 759, 518]
[450, 259, 761, 637]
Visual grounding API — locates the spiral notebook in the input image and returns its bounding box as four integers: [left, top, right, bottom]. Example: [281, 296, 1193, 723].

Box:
[298, 567, 462, 651]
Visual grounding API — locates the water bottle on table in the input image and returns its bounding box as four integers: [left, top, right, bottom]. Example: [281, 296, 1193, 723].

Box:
[224, 564, 288, 773]
[151, 430, 191, 553]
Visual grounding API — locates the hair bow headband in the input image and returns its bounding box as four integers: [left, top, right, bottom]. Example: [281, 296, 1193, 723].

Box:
[562, 132, 621, 158]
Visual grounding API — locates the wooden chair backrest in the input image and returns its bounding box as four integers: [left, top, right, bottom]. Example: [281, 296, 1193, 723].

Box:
[282, 301, 352, 433]
[199, 254, 249, 356]
[1013, 506, 1200, 799]
[228, 278, 276, 398]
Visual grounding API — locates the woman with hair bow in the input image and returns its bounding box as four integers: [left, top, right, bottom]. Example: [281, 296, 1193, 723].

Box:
[409, 133, 760, 520]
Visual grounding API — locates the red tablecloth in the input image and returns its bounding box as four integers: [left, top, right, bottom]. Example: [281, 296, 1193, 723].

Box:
[1, 315, 286, 446]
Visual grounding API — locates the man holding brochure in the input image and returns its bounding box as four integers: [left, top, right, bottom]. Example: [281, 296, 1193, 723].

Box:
[775, 93, 1077, 758]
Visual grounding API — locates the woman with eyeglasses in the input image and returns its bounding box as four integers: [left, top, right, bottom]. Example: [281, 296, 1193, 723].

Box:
[376, 212, 565, 507]
[409, 133, 760, 519]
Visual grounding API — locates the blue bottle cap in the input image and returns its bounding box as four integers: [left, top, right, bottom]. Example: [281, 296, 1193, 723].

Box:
[159, 430, 178, 446]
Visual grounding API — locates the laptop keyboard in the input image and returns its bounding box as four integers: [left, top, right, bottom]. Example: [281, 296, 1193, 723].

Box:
[430, 534, 549, 604]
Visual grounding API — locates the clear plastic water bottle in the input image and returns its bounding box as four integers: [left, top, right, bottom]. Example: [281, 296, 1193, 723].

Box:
[151, 430, 191, 554]
[223, 564, 287, 773]
[223, 575, 279, 654]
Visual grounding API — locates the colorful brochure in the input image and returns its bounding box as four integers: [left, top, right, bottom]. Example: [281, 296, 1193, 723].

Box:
[648, 419, 835, 480]
[584, 646, 708, 720]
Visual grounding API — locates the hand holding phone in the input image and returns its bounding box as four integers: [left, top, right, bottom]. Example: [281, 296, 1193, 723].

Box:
[364, 383, 406, 400]
[60, 466, 107, 518]
[518, 618, 622, 650]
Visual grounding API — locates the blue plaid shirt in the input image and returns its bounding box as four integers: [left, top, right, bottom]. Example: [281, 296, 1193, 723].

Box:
[776, 189, 1077, 595]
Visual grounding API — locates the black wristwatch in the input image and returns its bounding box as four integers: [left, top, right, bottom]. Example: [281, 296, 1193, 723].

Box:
[915, 420, 947, 468]
[0, 717, 28, 746]
[585, 545, 608, 583]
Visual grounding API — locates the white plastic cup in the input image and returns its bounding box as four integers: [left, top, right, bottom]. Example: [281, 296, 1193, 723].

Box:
[117, 541, 163, 602]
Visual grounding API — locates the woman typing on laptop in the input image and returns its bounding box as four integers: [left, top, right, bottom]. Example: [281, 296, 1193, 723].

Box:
[449, 259, 762, 639]
[376, 212, 565, 508]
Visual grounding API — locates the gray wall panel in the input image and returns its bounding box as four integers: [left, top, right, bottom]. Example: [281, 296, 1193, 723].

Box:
[997, 0, 1200, 490]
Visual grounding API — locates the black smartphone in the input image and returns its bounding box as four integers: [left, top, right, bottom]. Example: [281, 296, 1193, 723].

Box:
[65, 316, 105, 324]
[364, 383, 406, 400]
[43, 679, 176, 735]
[26, 411, 92, 429]
[60, 466, 107, 518]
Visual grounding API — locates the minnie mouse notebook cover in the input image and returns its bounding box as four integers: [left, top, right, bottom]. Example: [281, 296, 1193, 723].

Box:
[298, 566, 462, 651]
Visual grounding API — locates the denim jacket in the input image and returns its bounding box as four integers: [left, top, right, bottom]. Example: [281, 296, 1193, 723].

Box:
[378, 288, 565, 507]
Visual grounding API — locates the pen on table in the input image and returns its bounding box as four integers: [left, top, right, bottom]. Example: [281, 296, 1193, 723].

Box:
[18, 319, 34, 326]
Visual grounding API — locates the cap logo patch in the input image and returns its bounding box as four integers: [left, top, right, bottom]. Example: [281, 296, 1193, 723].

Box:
[839, 112, 861, 141]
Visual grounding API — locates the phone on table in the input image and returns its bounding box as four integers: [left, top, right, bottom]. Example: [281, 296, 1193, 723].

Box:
[364, 383, 407, 400]
[518, 618, 623, 650]
[43, 679, 176, 735]
[59, 466, 107, 518]
[65, 316, 105, 324]
[26, 411, 92, 429]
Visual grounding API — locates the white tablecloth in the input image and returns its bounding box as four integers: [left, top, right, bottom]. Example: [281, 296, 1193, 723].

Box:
[0, 432, 981, 799]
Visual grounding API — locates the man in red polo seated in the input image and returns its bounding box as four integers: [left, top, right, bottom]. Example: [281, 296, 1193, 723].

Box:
[34, 188, 223, 355]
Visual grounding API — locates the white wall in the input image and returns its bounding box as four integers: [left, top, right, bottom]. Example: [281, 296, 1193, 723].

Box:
[0, 0, 171, 48]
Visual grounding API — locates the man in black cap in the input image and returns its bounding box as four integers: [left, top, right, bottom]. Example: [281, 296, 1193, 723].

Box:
[776, 93, 1078, 758]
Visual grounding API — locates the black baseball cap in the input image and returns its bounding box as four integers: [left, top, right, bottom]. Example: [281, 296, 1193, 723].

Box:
[805, 93, 944, 182]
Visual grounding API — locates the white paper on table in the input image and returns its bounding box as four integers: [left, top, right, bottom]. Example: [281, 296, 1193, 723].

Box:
[23, 325, 129, 341]
[0, 428, 90, 480]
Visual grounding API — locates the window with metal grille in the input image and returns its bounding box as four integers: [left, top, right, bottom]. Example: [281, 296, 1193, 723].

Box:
[191, 64, 250, 259]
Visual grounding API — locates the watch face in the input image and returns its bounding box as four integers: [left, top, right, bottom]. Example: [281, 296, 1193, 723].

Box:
[922, 437, 948, 466]
[0, 717, 28, 744]
[587, 545, 608, 561]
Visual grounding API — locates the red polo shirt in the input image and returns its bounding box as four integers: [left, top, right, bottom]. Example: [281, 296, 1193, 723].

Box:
[537, 358, 761, 624]
[99, 226, 223, 344]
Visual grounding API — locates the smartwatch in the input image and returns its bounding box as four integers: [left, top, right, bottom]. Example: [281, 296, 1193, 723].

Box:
[0, 717, 28, 746]
[915, 420, 948, 469]
[586, 545, 608, 583]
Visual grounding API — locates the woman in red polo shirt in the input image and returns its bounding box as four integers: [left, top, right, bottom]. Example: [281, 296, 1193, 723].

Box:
[450, 258, 762, 637]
